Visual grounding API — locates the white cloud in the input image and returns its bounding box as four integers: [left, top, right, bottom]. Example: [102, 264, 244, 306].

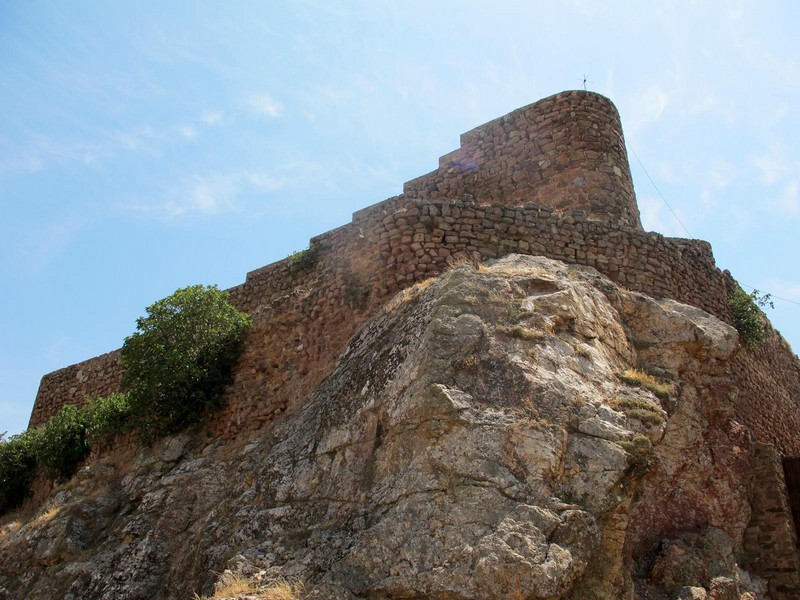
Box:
[777, 180, 800, 215]
[249, 93, 282, 118]
[753, 144, 792, 185]
[702, 159, 734, 204]
[110, 125, 162, 152]
[200, 111, 224, 126]
[625, 85, 669, 140]
[179, 125, 198, 140]
[655, 161, 679, 185]
[16, 217, 85, 274]
[148, 169, 295, 218]
[0, 153, 44, 175]
[638, 194, 687, 237]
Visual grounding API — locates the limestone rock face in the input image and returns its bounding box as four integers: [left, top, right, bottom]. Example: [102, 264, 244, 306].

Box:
[0, 256, 766, 599]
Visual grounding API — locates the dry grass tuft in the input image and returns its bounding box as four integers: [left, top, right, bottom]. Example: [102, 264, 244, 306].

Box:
[196, 576, 305, 600]
[497, 324, 547, 342]
[31, 505, 61, 528]
[610, 398, 666, 427]
[0, 519, 21, 543]
[618, 369, 673, 400]
[445, 254, 478, 271]
[384, 277, 438, 313]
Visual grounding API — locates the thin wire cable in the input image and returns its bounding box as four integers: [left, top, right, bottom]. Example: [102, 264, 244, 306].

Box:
[738, 281, 800, 307]
[631, 147, 799, 308]
[630, 147, 692, 238]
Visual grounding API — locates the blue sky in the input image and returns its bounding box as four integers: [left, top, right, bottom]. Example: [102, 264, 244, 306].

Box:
[2, 1, 799, 436]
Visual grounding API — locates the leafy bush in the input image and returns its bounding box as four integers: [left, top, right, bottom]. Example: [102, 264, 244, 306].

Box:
[37, 404, 90, 482]
[0, 394, 132, 515]
[0, 429, 41, 513]
[729, 288, 773, 350]
[84, 393, 132, 448]
[121, 285, 251, 439]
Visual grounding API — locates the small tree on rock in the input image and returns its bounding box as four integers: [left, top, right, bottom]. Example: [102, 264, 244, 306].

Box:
[121, 285, 250, 439]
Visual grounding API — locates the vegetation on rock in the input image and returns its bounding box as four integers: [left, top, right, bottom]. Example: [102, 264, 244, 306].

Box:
[0, 285, 249, 515]
[196, 575, 304, 600]
[288, 242, 319, 274]
[0, 429, 41, 514]
[729, 288, 773, 350]
[121, 284, 251, 439]
[36, 404, 90, 482]
[618, 369, 673, 400]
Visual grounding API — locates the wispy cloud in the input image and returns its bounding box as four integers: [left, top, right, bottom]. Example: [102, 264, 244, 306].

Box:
[200, 111, 225, 126]
[776, 181, 800, 215]
[0, 153, 44, 176]
[15, 217, 85, 274]
[248, 92, 282, 118]
[134, 168, 304, 219]
[638, 194, 688, 237]
[700, 158, 734, 207]
[179, 125, 198, 140]
[753, 143, 793, 185]
[3, 115, 221, 176]
[109, 125, 163, 153]
[625, 85, 669, 141]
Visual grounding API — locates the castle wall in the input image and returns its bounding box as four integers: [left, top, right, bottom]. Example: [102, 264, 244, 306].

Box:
[404, 90, 641, 229]
[744, 444, 800, 599]
[28, 90, 800, 460]
[25, 90, 800, 595]
[30, 194, 800, 459]
[29, 350, 123, 429]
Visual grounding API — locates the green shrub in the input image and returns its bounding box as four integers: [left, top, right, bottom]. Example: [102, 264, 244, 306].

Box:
[617, 433, 655, 474]
[121, 285, 251, 439]
[37, 404, 90, 482]
[84, 393, 132, 448]
[622, 408, 665, 427]
[729, 288, 773, 350]
[0, 429, 41, 513]
[289, 243, 319, 274]
[611, 397, 666, 426]
[0, 394, 133, 515]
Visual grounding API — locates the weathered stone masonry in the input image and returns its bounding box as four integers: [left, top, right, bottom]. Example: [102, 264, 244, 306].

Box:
[28, 91, 800, 595]
[29, 90, 800, 453]
[404, 90, 641, 229]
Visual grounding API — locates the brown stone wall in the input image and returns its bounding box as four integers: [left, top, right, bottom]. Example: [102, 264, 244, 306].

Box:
[27, 90, 800, 461]
[207, 196, 725, 437]
[28, 193, 800, 459]
[403, 90, 641, 229]
[726, 327, 800, 458]
[29, 350, 122, 428]
[744, 444, 800, 599]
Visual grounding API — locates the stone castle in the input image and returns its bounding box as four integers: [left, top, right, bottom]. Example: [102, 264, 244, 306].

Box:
[26, 90, 800, 596]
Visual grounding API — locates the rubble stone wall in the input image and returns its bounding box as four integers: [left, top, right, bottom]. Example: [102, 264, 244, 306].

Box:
[31, 194, 800, 457]
[404, 90, 641, 229]
[26, 89, 800, 595]
[28, 90, 800, 457]
[744, 444, 800, 599]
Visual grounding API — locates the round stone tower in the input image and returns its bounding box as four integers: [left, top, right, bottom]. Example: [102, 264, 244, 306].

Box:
[403, 90, 642, 230]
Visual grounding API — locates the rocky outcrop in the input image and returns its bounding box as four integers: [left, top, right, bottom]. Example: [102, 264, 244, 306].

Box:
[0, 256, 773, 599]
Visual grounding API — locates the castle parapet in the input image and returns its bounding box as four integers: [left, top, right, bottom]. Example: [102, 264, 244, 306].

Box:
[403, 90, 641, 229]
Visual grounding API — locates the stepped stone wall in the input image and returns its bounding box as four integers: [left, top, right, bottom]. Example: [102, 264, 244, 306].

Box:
[29, 91, 800, 456]
[26, 89, 800, 593]
[404, 90, 641, 229]
[31, 195, 800, 457]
